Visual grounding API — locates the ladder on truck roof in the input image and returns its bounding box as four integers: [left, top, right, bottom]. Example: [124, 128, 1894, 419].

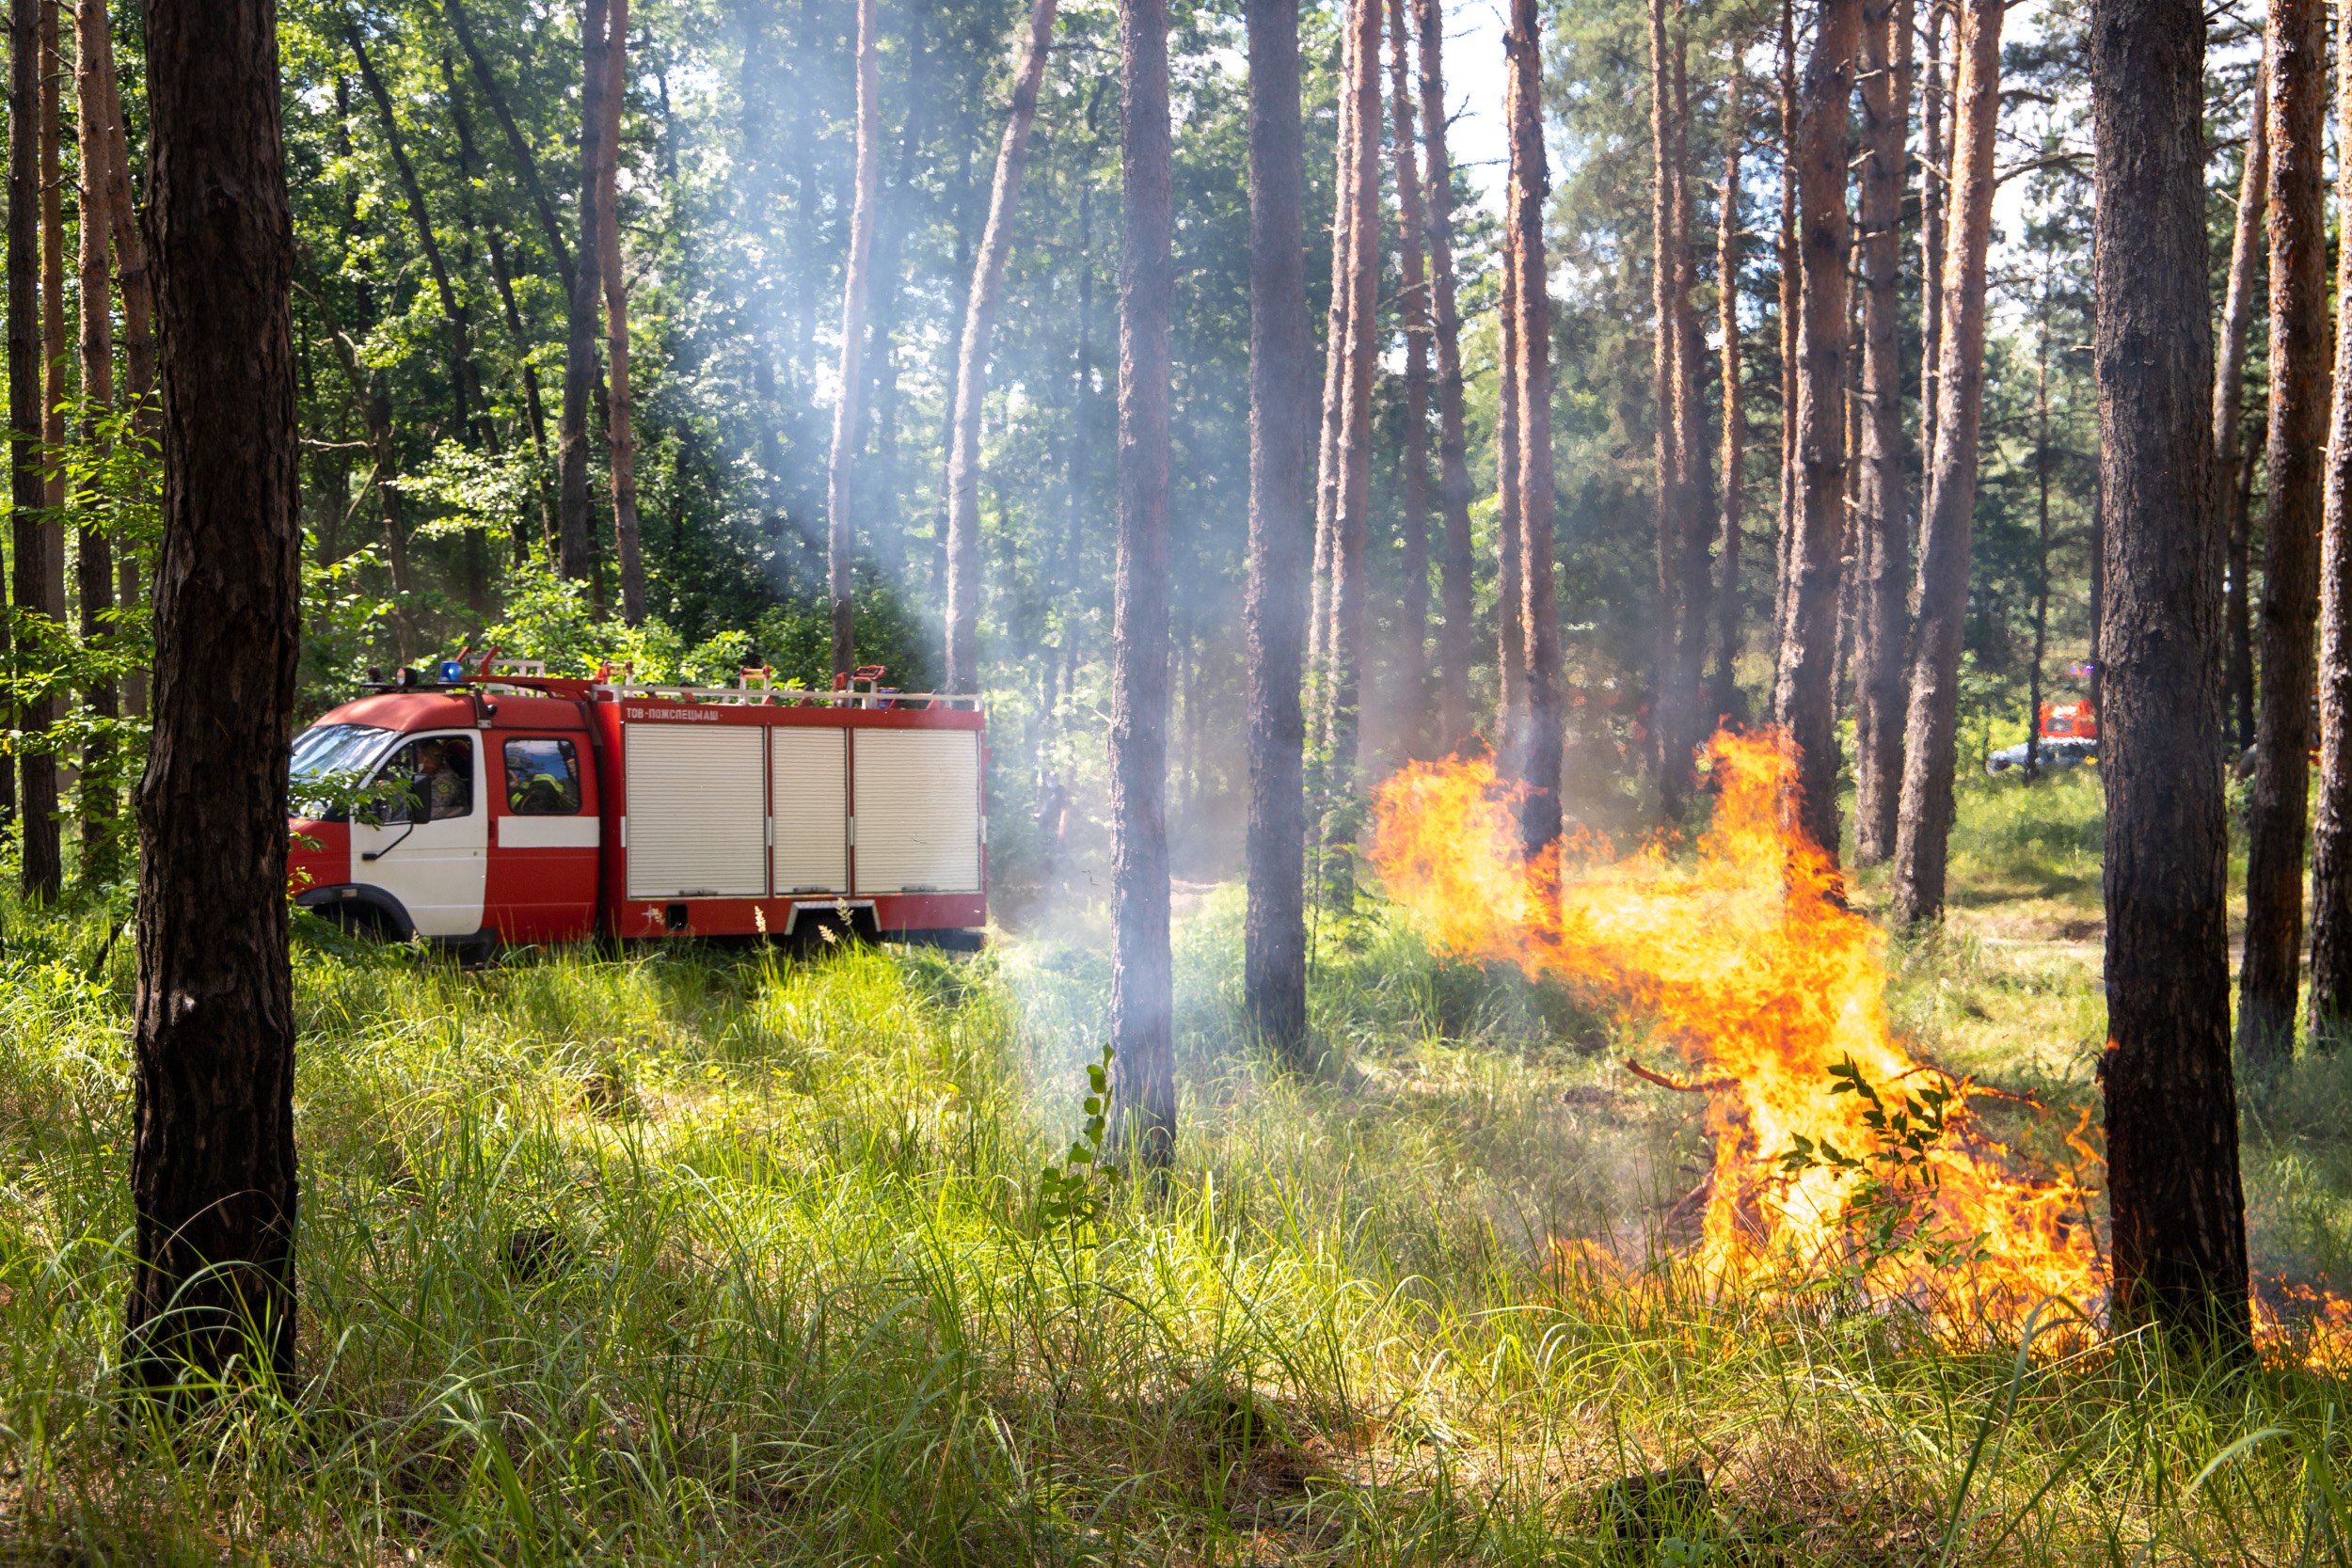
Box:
[479, 657, 983, 712]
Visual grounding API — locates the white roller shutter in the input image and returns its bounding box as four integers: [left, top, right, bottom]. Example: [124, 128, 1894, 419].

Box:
[771, 727, 849, 894]
[852, 729, 982, 895]
[625, 724, 767, 898]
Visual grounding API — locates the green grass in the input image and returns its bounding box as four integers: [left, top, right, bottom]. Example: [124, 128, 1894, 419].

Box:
[3, 781, 2351, 1563]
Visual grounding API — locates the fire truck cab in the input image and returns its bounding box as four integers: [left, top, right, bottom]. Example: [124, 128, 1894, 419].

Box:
[288, 661, 986, 950]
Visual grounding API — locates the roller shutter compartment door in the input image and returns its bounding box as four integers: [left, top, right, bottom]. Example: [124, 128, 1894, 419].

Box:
[625, 725, 767, 898]
[852, 729, 982, 894]
[771, 727, 849, 894]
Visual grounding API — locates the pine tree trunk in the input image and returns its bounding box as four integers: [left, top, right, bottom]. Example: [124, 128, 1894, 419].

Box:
[2230, 418, 2262, 752]
[1772, 0, 1861, 868]
[1109, 0, 1174, 1167]
[7, 0, 39, 883]
[1851, 0, 1911, 866]
[1494, 186, 1525, 760]
[2090, 0, 2250, 1357]
[945, 0, 1057, 694]
[1319, 0, 1380, 888]
[1888, 0, 2000, 927]
[86, 0, 151, 717]
[75, 0, 118, 879]
[1309, 14, 1359, 690]
[826, 0, 880, 677]
[2303, 6, 2352, 1037]
[1506, 0, 1559, 856]
[1646, 0, 1684, 800]
[1387, 0, 1430, 758]
[1772, 0, 1797, 672]
[1417, 0, 1473, 753]
[1709, 64, 1745, 729]
[1243, 0, 1311, 1063]
[555, 0, 609, 585]
[1917, 0, 1946, 480]
[125, 0, 303, 1392]
[1665, 9, 1709, 805]
[2239, 0, 2329, 1066]
[18, 0, 62, 900]
[2216, 56, 2267, 760]
[599, 0, 645, 625]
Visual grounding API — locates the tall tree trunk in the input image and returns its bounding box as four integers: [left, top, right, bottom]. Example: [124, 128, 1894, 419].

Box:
[1918, 0, 1946, 480]
[86, 0, 151, 718]
[1709, 63, 1745, 728]
[1388, 0, 1430, 758]
[2304, 5, 2352, 1037]
[349, 31, 488, 449]
[2239, 0, 2329, 1066]
[599, 0, 645, 624]
[827, 0, 880, 678]
[1417, 0, 1474, 754]
[1646, 0, 1684, 801]
[1888, 0, 2000, 927]
[555, 0, 609, 584]
[1772, 0, 1861, 868]
[1310, 10, 1361, 690]
[1108, 0, 1174, 1167]
[1505, 0, 1559, 856]
[1665, 8, 1709, 807]
[8, 0, 41, 886]
[75, 0, 118, 879]
[2026, 284, 2053, 779]
[2230, 417, 2262, 751]
[2090, 0, 2250, 1358]
[126, 0, 303, 1392]
[1243, 0, 1311, 1063]
[1319, 0, 1380, 885]
[2217, 55, 2268, 759]
[1851, 0, 1911, 865]
[18, 0, 62, 898]
[945, 0, 1057, 693]
[1772, 0, 1797, 669]
[1494, 178, 1525, 758]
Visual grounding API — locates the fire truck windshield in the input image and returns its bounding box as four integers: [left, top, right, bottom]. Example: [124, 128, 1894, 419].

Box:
[289, 722, 399, 818]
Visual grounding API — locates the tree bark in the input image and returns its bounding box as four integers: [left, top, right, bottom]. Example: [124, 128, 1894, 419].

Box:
[554, 0, 609, 585]
[126, 0, 303, 1392]
[2090, 0, 2250, 1358]
[1388, 0, 1430, 758]
[1109, 0, 1174, 1167]
[15, 0, 62, 899]
[1310, 9, 1362, 690]
[2216, 56, 2266, 761]
[827, 0, 880, 678]
[2239, 0, 2329, 1066]
[1709, 64, 1745, 730]
[1416, 0, 1473, 754]
[945, 0, 1057, 694]
[1647, 0, 1684, 801]
[1493, 167, 1525, 761]
[1244, 0, 1312, 1064]
[1318, 0, 1380, 881]
[7, 0, 40, 885]
[75, 0, 117, 879]
[2304, 3, 2352, 1037]
[1771, 0, 1861, 868]
[1664, 8, 1709, 808]
[1887, 0, 1998, 925]
[1772, 0, 1797, 674]
[598, 0, 644, 624]
[1851, 0, 1911, 865]
[1505, 0, 1559, 856]
[1918, 0, 1946, 480]
[85, 0, 150, 718]
[2230, 416, 2262, 752]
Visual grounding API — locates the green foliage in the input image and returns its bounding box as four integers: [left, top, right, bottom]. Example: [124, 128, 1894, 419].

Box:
[1781, 1054, 1986, 1287]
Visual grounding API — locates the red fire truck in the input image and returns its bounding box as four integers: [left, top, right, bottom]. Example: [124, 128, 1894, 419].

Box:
[287, 659, 986, 951]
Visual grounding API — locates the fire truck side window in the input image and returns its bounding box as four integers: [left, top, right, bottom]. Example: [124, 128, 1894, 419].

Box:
[503, 738, 582, 816]
[373, 736, 474, 823]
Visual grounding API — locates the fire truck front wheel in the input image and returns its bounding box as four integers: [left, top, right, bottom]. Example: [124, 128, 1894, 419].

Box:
[295, 883, 414, 942]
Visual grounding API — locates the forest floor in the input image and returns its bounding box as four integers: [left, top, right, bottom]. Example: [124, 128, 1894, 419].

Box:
[5, 768, 2352, 1564]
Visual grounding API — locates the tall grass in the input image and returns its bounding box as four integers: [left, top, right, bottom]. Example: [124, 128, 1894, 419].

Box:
[1, 866, 2348, 1562]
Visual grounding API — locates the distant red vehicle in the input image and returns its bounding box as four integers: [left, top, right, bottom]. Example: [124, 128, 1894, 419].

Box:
[288, 659, 987, 953]
[1988, 699, 2099, 775]
[2040, 700, 2098, 740]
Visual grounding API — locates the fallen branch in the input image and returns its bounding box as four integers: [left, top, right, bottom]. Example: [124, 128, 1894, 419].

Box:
[1622, 1057, 1740, 1095]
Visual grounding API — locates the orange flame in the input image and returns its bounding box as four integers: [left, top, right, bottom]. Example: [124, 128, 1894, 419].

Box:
[1372, 731, 2101, 1328]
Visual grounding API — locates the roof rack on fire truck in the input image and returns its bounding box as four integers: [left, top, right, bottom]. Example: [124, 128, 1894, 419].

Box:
[469, 654, 983, 711]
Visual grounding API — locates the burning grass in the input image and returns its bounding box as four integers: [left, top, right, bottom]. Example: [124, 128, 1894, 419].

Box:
[0, 783, 2348, 1561]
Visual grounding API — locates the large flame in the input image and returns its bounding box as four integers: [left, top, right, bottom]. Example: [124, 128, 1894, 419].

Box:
[1369, 730, 2345, 1364]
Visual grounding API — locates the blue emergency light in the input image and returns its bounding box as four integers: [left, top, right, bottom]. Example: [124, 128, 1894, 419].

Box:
[437, 659, 468, 685]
